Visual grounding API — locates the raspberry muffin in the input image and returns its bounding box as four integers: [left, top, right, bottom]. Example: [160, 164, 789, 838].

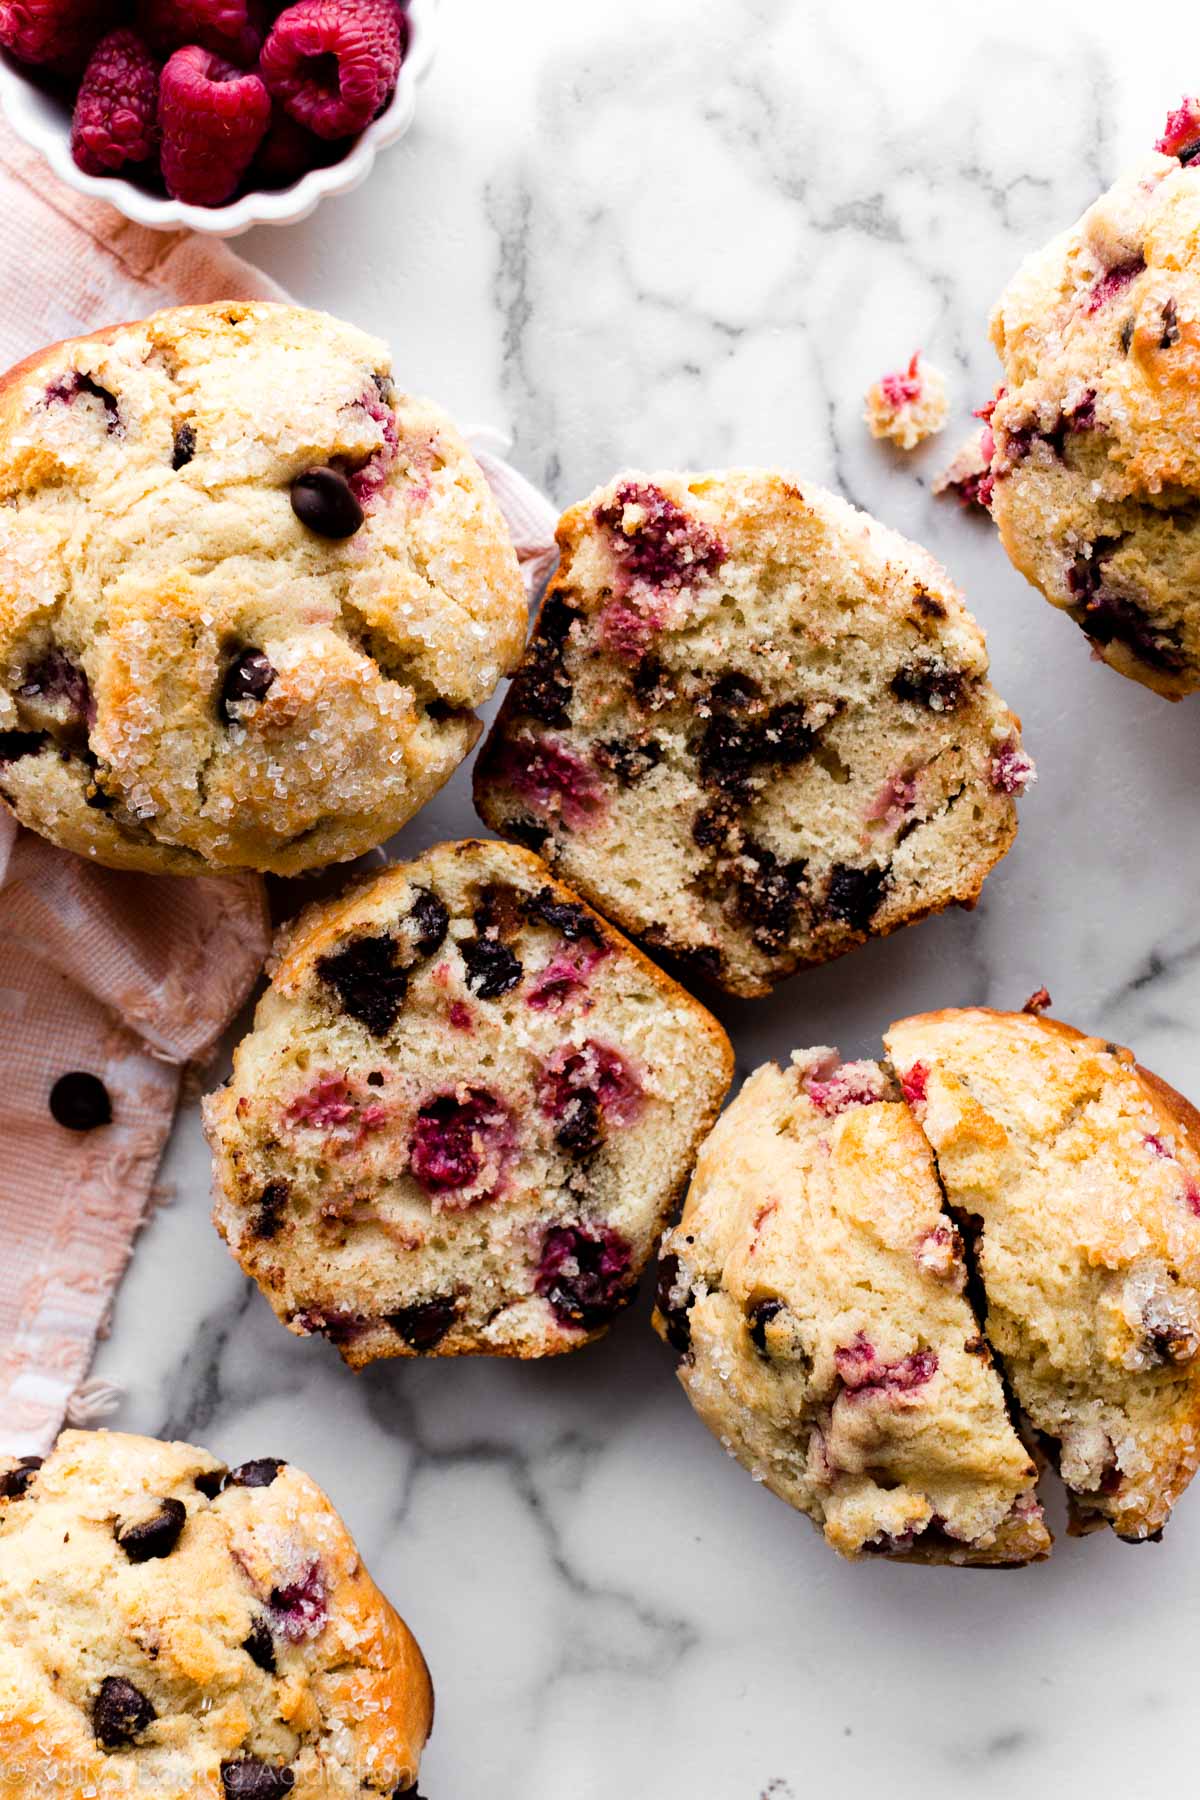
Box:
[205, 839, 733, 1364]
[0, 301, 527, 874]
[473, 469, 1032, 998]
[988, 101, 1200, 697]
[653, 1049, 1049, 1564]
[885, 1009, 1200, 1541]
[0, 1430, 432, 1798]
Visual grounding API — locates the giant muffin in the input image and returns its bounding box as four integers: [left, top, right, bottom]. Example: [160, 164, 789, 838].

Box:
[0, 301, 527, 873]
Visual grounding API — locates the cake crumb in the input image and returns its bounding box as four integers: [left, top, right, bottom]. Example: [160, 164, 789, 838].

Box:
[864, 352, 949, 450]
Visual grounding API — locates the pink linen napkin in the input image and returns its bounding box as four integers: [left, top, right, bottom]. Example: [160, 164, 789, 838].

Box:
[0, 117, 558, 1456]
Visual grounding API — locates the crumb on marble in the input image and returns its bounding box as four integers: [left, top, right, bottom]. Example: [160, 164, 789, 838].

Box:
[864, 352, 949, 450]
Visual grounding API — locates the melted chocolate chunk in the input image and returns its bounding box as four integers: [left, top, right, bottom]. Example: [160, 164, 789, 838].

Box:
[227, 1458, 285, 1490]
[93, 1676, 155, 1749]
[524, 886, 602, 942]
[194, 1468, 227, 1499]
[597, 736, 662, 786]
[655, 1254, 692, 1355]
[890, 660, 966, 711]
[735, 844, 807, 954]
[317, 933, 408, 1037]
[0, 1457, 42, 1499]
[253, 1181, 290, 1241]
[407, 888, 449, 956]
[824, 863, 889, 932]
[511, 596, 579, 725]
[172, 424, 196, 469]
[242, 1618, 277, 1674]
[747, 1297, 784, 1356]
[221, 650, 276, 720]
[115, 1498, 187, 1563]
[460, 935, 523, 999]
[220, 1759, 295, 1799]
[388, 1298, 458, 1352]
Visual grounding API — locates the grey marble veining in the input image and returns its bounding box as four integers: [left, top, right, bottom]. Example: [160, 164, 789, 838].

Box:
[91, 2, 1200, 1794]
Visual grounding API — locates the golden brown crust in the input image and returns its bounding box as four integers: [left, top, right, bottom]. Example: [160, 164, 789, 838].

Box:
[0, 1430, 432, 1798]
[0, 301, 526, 874]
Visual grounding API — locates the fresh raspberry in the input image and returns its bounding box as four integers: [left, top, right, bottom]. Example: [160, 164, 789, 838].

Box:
[138, 0, 264, 67]
[251, 102, 334, 187]
[71, 29, 159, 177]
[0, 0, 110, 72]
[158, 44, 270, 205]
[260, 0, 402, 141]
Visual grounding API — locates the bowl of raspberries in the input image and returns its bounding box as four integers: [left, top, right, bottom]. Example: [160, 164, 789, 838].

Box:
[0, 0, 435, 234]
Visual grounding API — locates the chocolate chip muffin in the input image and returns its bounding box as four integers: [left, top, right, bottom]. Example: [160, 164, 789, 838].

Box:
[653, 1049, 1049, 1564]
[473, 469, 1032, 998]
[0, 301, 527, 874]
[204, 839, 733, 1364]
[0, 1429, 432, 1798]
[988, 101, 1200, 697]
[884, 1009, 1200, 1542]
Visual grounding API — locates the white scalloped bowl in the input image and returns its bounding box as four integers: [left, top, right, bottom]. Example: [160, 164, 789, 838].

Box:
[0, 0, 438, 237]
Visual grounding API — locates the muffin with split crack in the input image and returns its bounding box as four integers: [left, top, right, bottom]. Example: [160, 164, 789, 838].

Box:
[473, 468, 1032, 998]
[884, 1008, 1200, 1542]
[987, 98, 1200, 697]
[0, 1430, 432, 1799]
[653, 1048, 1050, 1564]
[204, 838, 733, 1363]
[0, 301, 526, 873]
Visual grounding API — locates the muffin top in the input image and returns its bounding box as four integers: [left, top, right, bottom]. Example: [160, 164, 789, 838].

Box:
[0, 301, 527, 873]
[0, 1429, 432, 1799]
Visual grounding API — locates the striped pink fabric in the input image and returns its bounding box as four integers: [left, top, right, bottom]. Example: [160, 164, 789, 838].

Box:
[0, 116, 559, 1455]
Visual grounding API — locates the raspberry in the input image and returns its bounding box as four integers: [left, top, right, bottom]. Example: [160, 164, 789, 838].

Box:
[71, 29, 159, 177]
[251, 103, 334, 187]
[138, 0, 265, 67]
[260, 0, 403, 141]
[158, 44, 270, 206]
[0, 0, 109, 71]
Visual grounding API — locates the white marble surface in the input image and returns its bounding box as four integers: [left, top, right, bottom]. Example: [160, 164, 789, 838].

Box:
[91, 3, 1200, 1794]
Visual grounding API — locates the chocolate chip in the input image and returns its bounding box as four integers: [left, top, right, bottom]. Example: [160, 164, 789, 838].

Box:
[290, 466, 364, 538]
[388, 1298, 457, 1352]
[555, 1088, 603, 1157]
[698, 713, 759, 800]
[0, 1457, 42, 1499]
[825, 863, 889, 933]
[242, 1618, 277, 1673]
[747, 1297, 784, 1355]
[890, 660, 965, 711]
[115, 1498, 186, 1563]
[472, 882, 526, 939]
[93, 1676, 155, 1748]
[460, 936, 523, 999]
[195, 1468, 227, 1499]
[408, 889, 449, 957]
[596, 736, 662, 786]
[524, 886, 602, 943]
[317, 933, 408, 1037]
[710, 672, 760, 709]
[655, 1254, 692, 1354]
[511, 597, 579, 725]
[1119, 315, 1136, 354]
[502, 816, 549, 853]
[631, 655, 674, 710]
[220, 1759, 295, 1799]
[226, 1458, 285, 1490]
[221, 650, 276, 721]
[253, 1182, 289, 1241]
[172, 424, 196, 469]
[366, 1071, 384, 1087]
[0, 729, 45, 766]
[49, 1071, 111, 1131]
[1161, 298, 1181, 349]
[735, 844, 807, 954]
[1072, 583, 1185, 673]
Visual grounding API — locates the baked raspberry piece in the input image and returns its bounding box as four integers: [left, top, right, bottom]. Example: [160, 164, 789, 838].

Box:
[71, 30, 159, 178]
[158, 44, 270, 205]
[138, 0, 265, 64]
[1156, 96, 1200, 162]
[654, 1047, 1048, 1564]
[475, 469, 1031, 997]
[0, 0, 109, 71]
[260, 0, 403, 141]
[204, 839, 733, 1364]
